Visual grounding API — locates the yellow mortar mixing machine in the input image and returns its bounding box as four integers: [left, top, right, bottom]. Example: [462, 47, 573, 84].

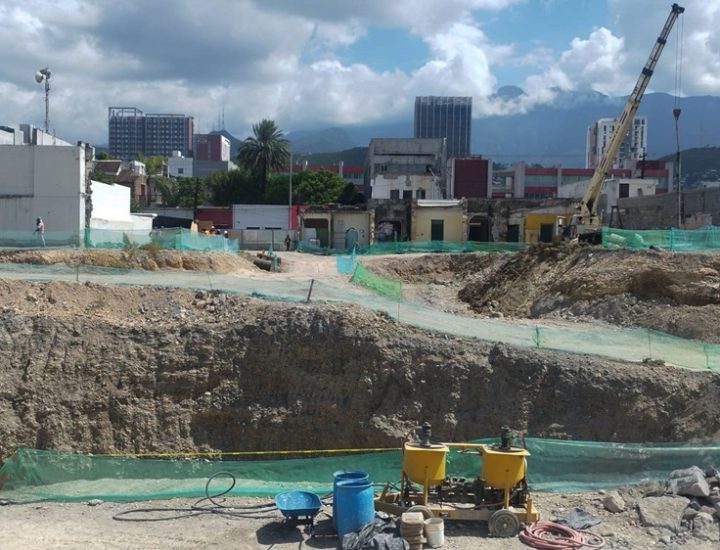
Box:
[375, 424, 539, 537]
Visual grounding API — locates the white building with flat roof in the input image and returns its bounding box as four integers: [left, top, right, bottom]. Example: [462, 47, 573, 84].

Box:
[558, 177, 657, 222]
[0, 126, 86, 245]
[0, 124, 149, 246]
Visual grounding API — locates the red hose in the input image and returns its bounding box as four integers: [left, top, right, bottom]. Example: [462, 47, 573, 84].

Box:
[519, 521, 605, 549]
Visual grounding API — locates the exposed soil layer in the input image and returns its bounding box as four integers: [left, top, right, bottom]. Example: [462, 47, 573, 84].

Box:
[368, 246, 720, 343]
[0, 248, 258, 273]
[1, 280, 719, 460]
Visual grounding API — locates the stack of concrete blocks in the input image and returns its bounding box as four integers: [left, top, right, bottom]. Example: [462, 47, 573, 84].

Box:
[399, 512, 425, 550]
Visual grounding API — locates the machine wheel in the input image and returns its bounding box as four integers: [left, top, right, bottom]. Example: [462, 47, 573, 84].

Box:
[488, 509, 520, 538]
[405, 505, 433, 520]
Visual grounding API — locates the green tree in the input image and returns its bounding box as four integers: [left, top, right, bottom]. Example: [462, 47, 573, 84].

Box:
[153, 176, 208, 207]
[136, 153, 165, 204]
[237, 119, 290, 195]
[95, 150, 113, 160]
[205, 170, 261, 205]
[338, 182, 364, 205]
[176, 177, 208, 208]
[136, 153, 164, 175]
[89, 169, 114, 184]
[293, 170, 348, 205]
[152, 176, 179, 206]
[265, 173, 291, 204]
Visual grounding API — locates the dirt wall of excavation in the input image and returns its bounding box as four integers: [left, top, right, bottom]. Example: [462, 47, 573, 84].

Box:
[368, 246, 720, 343]
[1, 281, 719, 459]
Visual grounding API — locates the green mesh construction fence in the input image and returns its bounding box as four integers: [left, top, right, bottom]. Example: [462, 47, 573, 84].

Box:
[336, 248, 358, 274]
[0, 261, 718, 371]
[360, 241, 527, 255]
[84, 228, 239, 253]
[602, 226, 720, 251]
[0, 228, 239, 252]
[350, 262, 402, 300]
[0, 229, 82, 247]
[2, 438, 719, 502]
[298, 240, 527, 256]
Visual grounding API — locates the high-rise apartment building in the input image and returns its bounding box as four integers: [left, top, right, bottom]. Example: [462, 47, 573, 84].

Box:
[108, 107, 194, 160]
[414, 96, 472, 158]
[586, 116, 647, 169]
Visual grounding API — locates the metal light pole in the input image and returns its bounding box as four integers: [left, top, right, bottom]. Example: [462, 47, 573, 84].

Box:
[34, 67, 52, 133]
[288, 152, 293, 230]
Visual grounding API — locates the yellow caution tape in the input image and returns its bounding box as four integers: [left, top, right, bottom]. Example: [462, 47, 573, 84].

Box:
[100, 447, 401, 458]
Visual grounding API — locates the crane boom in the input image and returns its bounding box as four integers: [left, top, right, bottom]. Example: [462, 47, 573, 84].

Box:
[576, 3, 685, 231]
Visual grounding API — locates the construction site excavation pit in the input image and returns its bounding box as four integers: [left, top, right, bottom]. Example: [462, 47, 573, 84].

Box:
[1, 247, 720, 550]
[1, 273, 719, 459]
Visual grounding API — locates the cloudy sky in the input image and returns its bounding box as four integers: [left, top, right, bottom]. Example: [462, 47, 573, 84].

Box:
[0, 0, 716, 144]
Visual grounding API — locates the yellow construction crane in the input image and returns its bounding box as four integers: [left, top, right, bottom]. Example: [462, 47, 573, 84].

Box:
[572, 3, 685, 243]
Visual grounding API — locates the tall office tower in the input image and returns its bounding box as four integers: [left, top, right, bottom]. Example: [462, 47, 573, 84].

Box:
[414, 96, 472, 158]
[108, 107, 194, 160]
[586, 116, 647, 169]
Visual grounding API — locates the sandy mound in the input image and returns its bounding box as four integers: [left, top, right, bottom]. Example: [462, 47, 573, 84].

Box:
[0, 248, 258, 273]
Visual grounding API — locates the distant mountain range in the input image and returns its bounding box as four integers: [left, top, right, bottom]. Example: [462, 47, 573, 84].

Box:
[293, 147, 368, 166]
[659, 146, 720, 186]
[282, 90, 720, 167]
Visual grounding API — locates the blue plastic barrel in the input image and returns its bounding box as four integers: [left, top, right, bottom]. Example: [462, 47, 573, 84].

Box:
[335, 479, 374, 537]
[333, 470, 369, 529]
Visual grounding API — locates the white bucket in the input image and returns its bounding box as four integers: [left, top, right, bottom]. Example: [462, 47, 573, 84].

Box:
[424, 517, 444, 548]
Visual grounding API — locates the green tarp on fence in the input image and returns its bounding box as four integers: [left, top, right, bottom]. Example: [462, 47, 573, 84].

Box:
[299, 240, 527, 256]
[602, 226, 720, 251]
[2, 438, 719, 502]
[350, 262, 402, 300]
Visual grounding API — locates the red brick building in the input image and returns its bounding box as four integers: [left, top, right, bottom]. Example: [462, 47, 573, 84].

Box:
[448, 157, 490, 198]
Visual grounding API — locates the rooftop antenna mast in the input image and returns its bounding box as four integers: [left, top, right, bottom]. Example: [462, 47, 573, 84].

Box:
[35, 67, 52, 133]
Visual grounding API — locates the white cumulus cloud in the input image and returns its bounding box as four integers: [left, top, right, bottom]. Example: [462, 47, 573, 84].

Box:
[0, 0, 714, 146]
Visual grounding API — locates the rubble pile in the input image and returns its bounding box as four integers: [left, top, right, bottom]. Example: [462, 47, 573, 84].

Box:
[603, 467, 720, 545]
[366, 245, 720, 343]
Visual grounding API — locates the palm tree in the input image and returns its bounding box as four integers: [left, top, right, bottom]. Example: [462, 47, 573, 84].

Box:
[237, 119, 290, 195]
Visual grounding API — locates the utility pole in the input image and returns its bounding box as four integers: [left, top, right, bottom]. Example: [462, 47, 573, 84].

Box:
[193, 177, 200, 221]
[673, 107, 682, 227]
[288, 152, 293, 230]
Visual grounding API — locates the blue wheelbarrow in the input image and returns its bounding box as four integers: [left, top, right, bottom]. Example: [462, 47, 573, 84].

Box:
[275, 491, 322, 535]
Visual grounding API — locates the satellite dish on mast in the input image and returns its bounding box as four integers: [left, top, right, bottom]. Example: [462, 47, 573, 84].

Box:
[35, 71, 44, 83]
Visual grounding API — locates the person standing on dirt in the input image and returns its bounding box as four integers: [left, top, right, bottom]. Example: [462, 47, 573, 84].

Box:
[284, 234, 291, 251]
[34, 217, 46, 247]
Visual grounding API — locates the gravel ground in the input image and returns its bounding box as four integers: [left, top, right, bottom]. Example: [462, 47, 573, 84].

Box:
[1, 491, 718, 550]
